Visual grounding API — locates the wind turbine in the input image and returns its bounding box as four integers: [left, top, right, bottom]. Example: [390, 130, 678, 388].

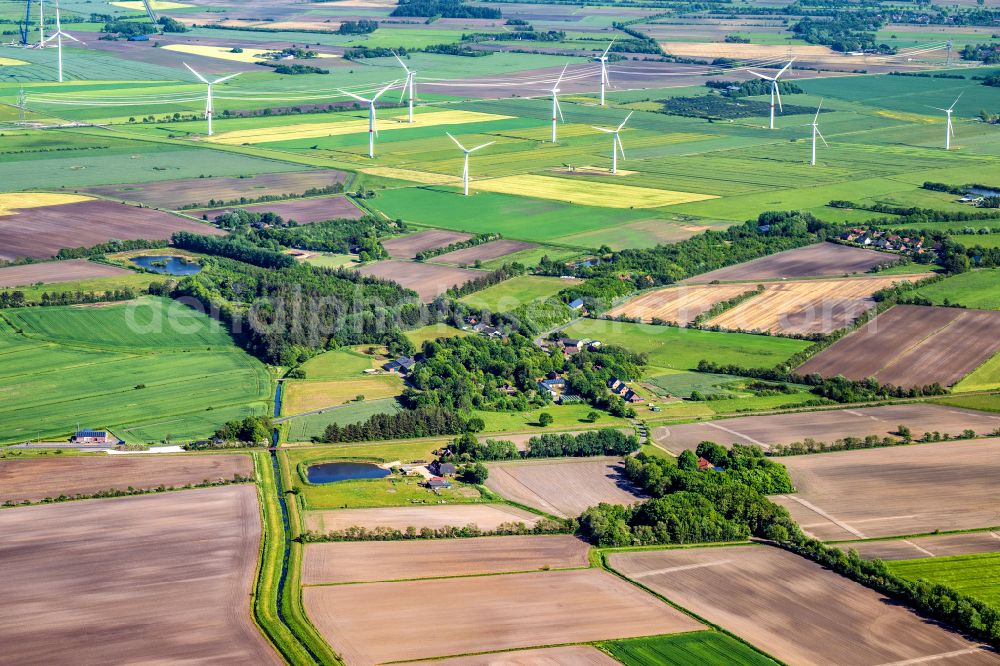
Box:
[184, 63, 240, 137]
[592, 111, 632, 175]
[596, 39, 614, 106]
[42, 1, 79, 83]
[446, 132, 494, 196]
[337, 81, 397, 158]
[38, 0, 45, 48]
[804, 99, 828, 166]
[392, 52, 416, 123]
[748, 59, 794, 130]
[929, 92, 963, 150]
[550, 64, 567, 143]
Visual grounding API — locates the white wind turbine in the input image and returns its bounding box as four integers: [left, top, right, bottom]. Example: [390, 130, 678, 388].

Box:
[37, 0, 45, 48]
[337, 81, 397, 158]
[446, 132, 494, 196]
[592, 111, 632, 175]
[804, 99, 828, 166]
[748, 59, 794, 130]
[550, 64, 568, 143]
[929, 92, 963, 150]
[392, 52, 416, 123]
[596, 39, 614, 106]
[184, 63, 240, 136]
[42, 1, 79, 83]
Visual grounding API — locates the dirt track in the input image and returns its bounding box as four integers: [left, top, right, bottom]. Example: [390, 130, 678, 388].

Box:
[193, 195, 362, 224]
[684, 243, 893, 284]
[304, 568, 703, 664]
[773, 438, 1000, 540]
[303, 535, 589, 583]
[303, 504, 541, 533]
[356, 259, 483, 301]
[0, 259, 133, 288]
[382, 230, 473, 259]
[0, 486, 280, 665]
[610, 545, 1000, 666]
[0, 454, 253, 503]
[839, 531, 1000, 561]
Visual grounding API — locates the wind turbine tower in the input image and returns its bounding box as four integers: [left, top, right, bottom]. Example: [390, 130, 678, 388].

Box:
[596, 39, 614, 106]
[550, 64, 567, 142]
[592, 111, 632, 175]
[446, 132, 494, 196]
[748, 59, 794, 129]
[392, 52, 416, 123]
[184, 63, 241, 136]
[337, 81, 397, 158]
[930, 92, 963, 150]
[805, 100, 828, 166]
[42, 1, 79, 83]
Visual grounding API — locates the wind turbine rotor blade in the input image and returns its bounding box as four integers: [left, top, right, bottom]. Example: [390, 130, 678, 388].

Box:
[747, 70, 772, 81]
[816, 127, 828, 148]
[774, 82, 783, 113]
[554, 63, 568, 88]
[555, 96, 564, 122]
[601, 38, 615, 58]
[949, 121, 955, 138]
[948, 91, 964, 111]
[468, 141, 495, 152]
[592, 126, 614, 133]
[617, 110, 633, 131]
[775, 58, 794, 78]
[61, 31, 79, 42]
[391, 50, 410, 73]
[184, 62, 210, 84]
[371, 80, 398, 101]
[814, 98, 823, 123]
[616, 134, 625, 160]
[446, 132, 466, 152]
[337, 88, 369, 103]
[212, 72, 241, 85]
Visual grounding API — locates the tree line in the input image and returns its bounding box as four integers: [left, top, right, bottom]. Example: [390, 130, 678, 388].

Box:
[446, 428, 639, 461]
[320, 405, 473, 443]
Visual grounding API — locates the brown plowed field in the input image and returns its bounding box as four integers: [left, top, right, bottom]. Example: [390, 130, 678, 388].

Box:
[356, 259, 482, 301]
[0, 259, 131, 288]
[0, 454, 253, 503]
[684, 243, 893, 284]
[193, 195, 362, 224]
[303, 504, 541, 533]
[606, 283, 752, 325]
[652, 403, 1000, 453]
[772, 439, 1000, 541]
[435, 240, 536, 265]
[82, 170, 348, 208]
[485, 457, 645, 518]
[395, 646, 620, 665]
[610, 546, 1000, 666]
[797, 305, 1000, 387]
[382, 230, 473, 259]
[839, 532, 1000, 561]
[302, 535, 589, 584]
[0, 200, 226, 261]
[0, 486, 280, 665]
[304, 568, 703, 664]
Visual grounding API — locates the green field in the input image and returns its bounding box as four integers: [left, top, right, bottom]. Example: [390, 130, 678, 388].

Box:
[913, 270, 1000, 310]
[601, 631, 779, 666]
[931, 392, 1000, 414]
[459, 275, 572, 313]
[403, 323, 470, 348]
[475, 403, 631, 434]
[0, 297, 270, 444]
[284, 398, 402, 442]
[888, 553, 1000, 609]
[298, 347, 381, 380]
[2, 272, 156, 304]
[562, 320, 812, 371]
[953, 352, 1000, 393]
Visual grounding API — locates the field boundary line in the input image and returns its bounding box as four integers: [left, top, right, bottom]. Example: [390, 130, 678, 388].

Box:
[875, 647, 997, 666]
[704, 422, 767, 447]
[778, 494, 865, 539]
[901, 540, 936, 557]
[874, 310, 963, 379]
[301, 564, 592, 587]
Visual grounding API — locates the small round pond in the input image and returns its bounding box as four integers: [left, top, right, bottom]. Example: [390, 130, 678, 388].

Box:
[307, 461, 390, 484]
[130, 255, 202, 276]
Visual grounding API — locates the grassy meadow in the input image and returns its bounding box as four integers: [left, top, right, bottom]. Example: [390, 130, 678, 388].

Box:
[888, 553, 1000, 609]
[601, 632, 779, 666]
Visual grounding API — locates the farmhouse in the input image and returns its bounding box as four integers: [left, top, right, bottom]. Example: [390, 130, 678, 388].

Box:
[429, 461, 456, 477]
[385, 356, 416, 375]
[607, 378, 644, 403]
[538, 377, 568, 400]
[426, 476, 452, 490]
[70, 430, 120, 445]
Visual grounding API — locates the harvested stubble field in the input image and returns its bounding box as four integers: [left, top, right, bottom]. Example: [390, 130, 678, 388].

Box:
[0, 200, 225, 261]
[302, 534, 589, 584]
[0, 259, 132, 288]
[193, 195, 362, 224]
[355, 260, 483, 301]
[607, 283, 749, 325]
[652, 403, 1000, 453]
[473, 174, 716, 209]
[707, 275, 922, 335]
[434, 239, 536, 265]
[382, 230, 473, 259]
[609, 546, 1000, 666]
[281, 376, 403, 414]
[797, 305, 1000, 388]
[838, 531, 1000, 561]
[304, 568, 703, 664]
[394, 646, 620, 665]
[82, 170, 347, 208]
[0, 486, 280, 665]
[773, 439, 1000, 541]
[684, 243, 894, 284]
[485, 457, 645, 518]
[0, 453, 252, 503]
[303, 503, 541, 533]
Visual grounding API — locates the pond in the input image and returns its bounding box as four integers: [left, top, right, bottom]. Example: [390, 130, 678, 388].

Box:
[307, 461, 390, 484]
[130, 255, 202, 275]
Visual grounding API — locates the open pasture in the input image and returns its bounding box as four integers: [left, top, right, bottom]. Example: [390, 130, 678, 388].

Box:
[302, 534, 589, 584]
[485, 457, 645, 518]
[381, 229, 473, 259]
[956, 352, 1000, 393]
[685, 243, 895, 284]
[355, 259, 482, 301]
[303, 503, 541, 533]
[193, 195, 362, 224]
[0, 486, 280, 665]
[840, 532, 1000, 562]
[773, 439, 1000, 541]
[888, 553, 1000, 609]
[913, 269, 1000, 311]
[281, 376, 403, 415]
[652, 403, 1000, 454]
[303, 568, 703, 664]
[459, 274, 574, 312]
[0, 259, 132, 289]
[609, 545, 1000, 666]
[0, 199, 224, 262]
[0, 454, 252, 503]
[283, 398, 401, 441]
[82, 170, 348, 209]
[797, 305, 1000, 388]
[434, 239, 536, 265]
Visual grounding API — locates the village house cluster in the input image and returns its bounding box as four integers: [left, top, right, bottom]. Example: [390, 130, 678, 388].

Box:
[839, 228, 935, 259]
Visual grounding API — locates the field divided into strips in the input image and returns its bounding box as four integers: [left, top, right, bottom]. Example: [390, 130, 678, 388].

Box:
[283, 398, 402, 441]
[472, 174, 716, 209]
[841, 532, 1000, 562]
[684, 243, 895, 284]
[0, 259, 133, 289]
[888, 553, 1000, 609]
[601, 632, 779, 666]
[281, 376, 403, 415]
[303, 503, 542, 534]
[607, 283, 753, 326]
[0, 297, 270, 444]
